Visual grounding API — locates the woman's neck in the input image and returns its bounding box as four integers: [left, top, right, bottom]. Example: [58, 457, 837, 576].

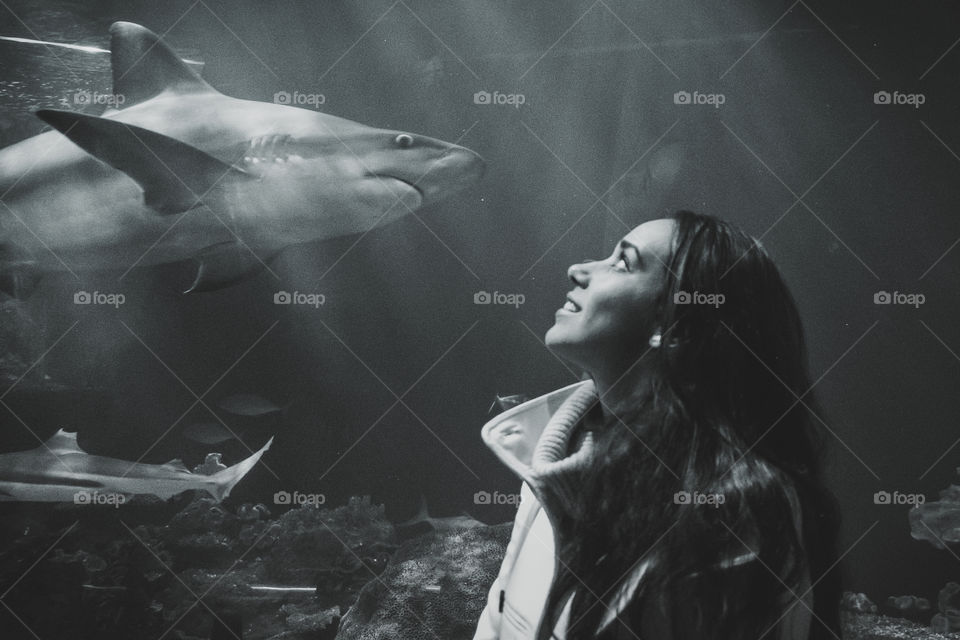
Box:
[591, 364, 653, 425]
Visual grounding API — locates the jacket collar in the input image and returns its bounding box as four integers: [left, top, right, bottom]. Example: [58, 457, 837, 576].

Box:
[481, 380, 595, 482]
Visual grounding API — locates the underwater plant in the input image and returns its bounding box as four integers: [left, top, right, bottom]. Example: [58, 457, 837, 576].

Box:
[908, 469, 960, 633]
[909, 470, 960, 550]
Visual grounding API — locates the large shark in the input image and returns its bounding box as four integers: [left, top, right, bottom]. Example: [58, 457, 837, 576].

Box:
[0, 429, 271, 502]
[0, 22, 484, 293]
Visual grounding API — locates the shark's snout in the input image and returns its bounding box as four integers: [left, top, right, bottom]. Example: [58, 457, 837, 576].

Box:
[440, 145, 486, 179]
[411, 144, 485, 204]
[362, 136, 484, 210]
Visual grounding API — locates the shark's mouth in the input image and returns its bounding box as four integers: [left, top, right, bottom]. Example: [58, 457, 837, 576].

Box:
[368, 174, 424, 202]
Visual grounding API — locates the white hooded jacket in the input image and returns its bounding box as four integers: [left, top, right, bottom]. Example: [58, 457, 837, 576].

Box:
[472, 380, 814, 640]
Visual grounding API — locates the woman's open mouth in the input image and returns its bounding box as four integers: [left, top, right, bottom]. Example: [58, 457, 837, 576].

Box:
[561, 294, 581, 312]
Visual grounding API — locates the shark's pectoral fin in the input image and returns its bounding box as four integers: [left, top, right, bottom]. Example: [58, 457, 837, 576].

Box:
[35, 109, 252, 215]
[185, 241, 277, 294]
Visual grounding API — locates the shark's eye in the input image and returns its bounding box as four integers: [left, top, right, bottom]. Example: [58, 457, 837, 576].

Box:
[395, 133, 414, 148]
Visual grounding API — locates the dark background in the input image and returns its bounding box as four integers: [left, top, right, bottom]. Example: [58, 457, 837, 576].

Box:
[0, 0, 958, 605]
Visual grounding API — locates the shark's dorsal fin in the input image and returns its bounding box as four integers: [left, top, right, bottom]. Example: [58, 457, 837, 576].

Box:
[35, 109, 252, 215]
[43, 429, 83, 454]
[162, 458, 190, 472]
[109, 22, 214, 107]
[397, 494, 432, 528]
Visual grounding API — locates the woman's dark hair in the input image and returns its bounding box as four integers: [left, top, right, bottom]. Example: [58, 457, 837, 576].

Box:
[538, 210, 843, 640]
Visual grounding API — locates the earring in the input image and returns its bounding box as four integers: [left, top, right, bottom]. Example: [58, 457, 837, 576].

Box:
[649, 333, 662, 348]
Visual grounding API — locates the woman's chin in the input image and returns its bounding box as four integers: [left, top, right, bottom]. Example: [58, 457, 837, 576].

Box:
[544, 325, 574, 354]
[544, 324, 563, 347]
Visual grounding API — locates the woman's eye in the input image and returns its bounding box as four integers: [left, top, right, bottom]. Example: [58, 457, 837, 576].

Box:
[613, 255, 629, 271]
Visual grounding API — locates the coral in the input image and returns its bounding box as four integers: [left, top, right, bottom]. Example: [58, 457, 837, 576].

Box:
[841, 591, 878, 614]
[264, 496, 396, 584]
[931, 582, 960, 633]
[842, 611, 958, 640]
[265, 602, 340, 639]
[192, 452, 228, 475]
[909, 476, 960, 550]
[238, 502, 272, 522]
[337, 523, 512, 640]
[931, 613, 960, 634]
[939, 581, 960, 615]
[0, 494, 399, 639]
[881, 595, 932, 622]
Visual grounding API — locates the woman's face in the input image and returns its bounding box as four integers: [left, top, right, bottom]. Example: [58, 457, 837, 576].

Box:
[545, 218, 676, 376]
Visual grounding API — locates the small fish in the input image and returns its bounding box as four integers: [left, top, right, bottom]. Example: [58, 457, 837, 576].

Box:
[183, 422, 243, 445]
[249, 585, 315, 595]
[217, 394, 283, 417]
[81, 584, 127, 592]
[487, 393, 531, 414]
[0, 34, 204, 65]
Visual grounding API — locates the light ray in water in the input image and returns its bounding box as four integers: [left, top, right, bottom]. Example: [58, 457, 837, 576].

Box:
[0, 34, 204, 66]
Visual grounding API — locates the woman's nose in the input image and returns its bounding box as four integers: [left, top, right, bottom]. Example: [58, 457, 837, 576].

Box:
[568, 260, 590, 286]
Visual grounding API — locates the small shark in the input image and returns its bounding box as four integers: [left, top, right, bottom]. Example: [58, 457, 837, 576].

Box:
[0, 22, 484, 294]
[395, 494, 486, 539]
[0, 429, 271, 502]
[487, 392, 532, 414]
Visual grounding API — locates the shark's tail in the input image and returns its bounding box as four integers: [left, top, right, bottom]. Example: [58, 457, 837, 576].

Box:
[206, 437, 273, 502]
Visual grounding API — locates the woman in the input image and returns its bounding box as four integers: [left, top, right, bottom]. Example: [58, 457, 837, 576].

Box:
[474, 211, 843, 640]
